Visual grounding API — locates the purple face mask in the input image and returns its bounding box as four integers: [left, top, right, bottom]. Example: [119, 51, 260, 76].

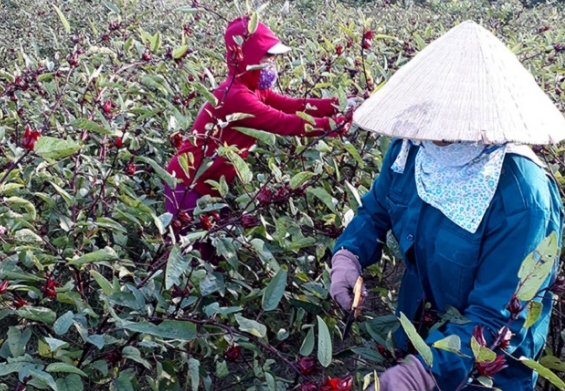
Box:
[257, 64, 278, 90]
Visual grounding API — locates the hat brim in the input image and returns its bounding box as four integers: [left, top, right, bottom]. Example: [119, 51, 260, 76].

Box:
[267, 42, 291, 54]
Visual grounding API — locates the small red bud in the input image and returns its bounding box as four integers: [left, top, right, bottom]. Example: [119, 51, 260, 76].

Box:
[224, 345, 241, 362]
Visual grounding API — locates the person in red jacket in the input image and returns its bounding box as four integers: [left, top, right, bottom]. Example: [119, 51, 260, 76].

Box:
[166, 17, 348, 229]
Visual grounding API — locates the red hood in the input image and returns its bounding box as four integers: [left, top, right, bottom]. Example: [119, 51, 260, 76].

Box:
[224, 17, 282, 89]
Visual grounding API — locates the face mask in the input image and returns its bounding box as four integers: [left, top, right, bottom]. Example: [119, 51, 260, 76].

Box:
[421, 141, 485, 168]
[257, 64, 278, 90]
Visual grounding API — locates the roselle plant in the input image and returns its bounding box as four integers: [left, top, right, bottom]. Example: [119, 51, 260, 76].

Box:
[1, 0, 565, 390]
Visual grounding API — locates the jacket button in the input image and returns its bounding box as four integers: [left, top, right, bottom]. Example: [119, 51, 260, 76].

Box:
[406, 234, 414, 241]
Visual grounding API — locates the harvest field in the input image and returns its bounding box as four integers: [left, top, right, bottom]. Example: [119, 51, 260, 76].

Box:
[1, 0, 565, 390]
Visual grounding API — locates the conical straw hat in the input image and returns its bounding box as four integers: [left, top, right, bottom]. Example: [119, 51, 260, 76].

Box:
[353, 20, 565, 144]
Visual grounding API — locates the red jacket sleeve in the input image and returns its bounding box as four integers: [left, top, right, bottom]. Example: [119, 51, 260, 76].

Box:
[230, 90, 335, 136]
[262, 89, 338, 117]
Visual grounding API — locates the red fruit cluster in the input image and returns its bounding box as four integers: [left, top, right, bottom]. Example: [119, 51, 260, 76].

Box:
[22, 126, 40, 150]
[241, 214, 260, 229]
[476, 355, 508, 378]
[298, 357, 319, 375]
[0, 280, 9, 294]
[126, 162, 136, 175]
[224, 345, 241, 362]
[320, 375, 353, 391]
[41, 277, 59, 298]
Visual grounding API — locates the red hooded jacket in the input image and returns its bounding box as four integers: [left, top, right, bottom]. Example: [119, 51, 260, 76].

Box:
[167, 17, 341, 196]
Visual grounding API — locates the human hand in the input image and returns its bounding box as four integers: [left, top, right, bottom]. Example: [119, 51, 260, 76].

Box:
[364, 355, 435, 391]
[330, 249, 365, 310]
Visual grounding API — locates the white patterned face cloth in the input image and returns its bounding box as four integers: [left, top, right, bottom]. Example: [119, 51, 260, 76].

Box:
[415, 141, 507, 234]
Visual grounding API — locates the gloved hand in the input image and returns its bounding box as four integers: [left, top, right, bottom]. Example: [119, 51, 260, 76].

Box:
[365, 355, 435, 391]
[330, 249, 364, 310]
[331, 115, 352, 137]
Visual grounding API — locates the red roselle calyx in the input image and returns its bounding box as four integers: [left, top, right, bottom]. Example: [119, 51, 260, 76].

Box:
[115, 137, 123, 148]
[335, 44, 344, 55]
[224, 345, 241, 362]
[102, 100, 112, 113]
[22, 126, 40, 150]
[0, 280, 9, 294]
[210, 211, 221, 221]
[13, 296, 29, 309]
[298, 356, 319, 376]
[199, 215, 212, 230]
[506, 295, 522, 319]
[170, 132, 184, 148]
[300, 383, 318, 391]
[105, 348, 123, 365]
[126, 163, 136, 176]
[241, 214, 260, 229]
[476, 355, 508, 378]
[472, 324, 487, 347]
[319, 375, 353, 391]
[257, 188, 272, 205]
[496, 327, 513, 350]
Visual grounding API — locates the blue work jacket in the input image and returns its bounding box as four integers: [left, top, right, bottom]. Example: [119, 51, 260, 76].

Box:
[335, 139, 564, 391]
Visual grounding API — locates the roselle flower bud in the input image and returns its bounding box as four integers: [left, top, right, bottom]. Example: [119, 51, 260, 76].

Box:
[300, 382, 317, 391]
[170, 132, 184, 148]
[506, 295, 522, 319]
[105, 348, 123, 365]
[346, 37, 354, 48]
[241, 214, 260, 229]
[364, 30, 374, 40]
[298, 356, 319, 375]
[320, 375, 353, 391]
[126, 163, 136, 176]
[22, 126, 40, 150]
[178, 212, 192, 225]
[210, 211, 221, 221]
[102, 100, 112, 113]
[0, 280, 9, 294]
[472, 324, 487, 347]
[476, 355, 508, 378]
[13, 296, 29, 309]
[362, 38, 372, 50]
[224, 345, 241, 362]
[115, 137, 123, 148]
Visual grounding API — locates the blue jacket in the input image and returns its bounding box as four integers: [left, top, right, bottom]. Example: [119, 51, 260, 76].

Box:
[335, 139, 564, 391]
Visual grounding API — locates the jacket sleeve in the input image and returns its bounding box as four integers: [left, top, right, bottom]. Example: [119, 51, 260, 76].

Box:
[332, 140, 402, 267]
[263, 89, 338, 117]
[231, 90, 335, 136]
[418, 203, 558, 389]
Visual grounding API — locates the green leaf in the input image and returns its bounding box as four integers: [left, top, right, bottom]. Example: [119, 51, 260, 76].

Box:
[300, 327, 315, 356]
[540, 355, 565, 372]
[290, 172, 316, 190]
[53, 311, 74, 335]
[45, 337, 67, 352]
[432, 335, 461, 354]
[262, 268, 287, 311]
[135, 156, 177, 191]
[248, 13, 259, 34]
[173, 45, 189, 59]
[68, 246, 118, 266]
[72, 119, 111, 135]
[317, 316, 332, 367]
[307, 187, 336, 213]
[16, 307, 56, 324]
[195, 83, 218, 106]
[90, 270, 113, 295]
[121, 320, 197, 340]
[297, 111, 316, 125]
[103, 2, 120, 14]
[235, 314, 267, 338]
[476, 376, 493, 388]
[344, 142, 364, 168]
[34, 137, 81, 160]
[56, 375, 84, 391]
[174, 6, 198, 13]
[53, 5, 71, 33]
[471, 337, 496, 363]
[517, 232, 559, 301]
[226, 151, 252, 185]
[46, 363, 87, 377]
[6, 196, 36, 219]
[122, 346, 151, 369]
[50, 182, 75, 207]
[189, 358, 200, 391]
[399, 312, 433, 367]
[233, 127, 276, 144]
[524, 301, 543, 328]
[519, 357, 565, 389]
[6, 327, 31, 357]
[28, 369, 57, 391]
[165, 245, 191, 289]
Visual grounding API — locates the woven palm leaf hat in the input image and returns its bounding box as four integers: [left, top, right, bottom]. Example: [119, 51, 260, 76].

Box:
[353, 20, 565, 144]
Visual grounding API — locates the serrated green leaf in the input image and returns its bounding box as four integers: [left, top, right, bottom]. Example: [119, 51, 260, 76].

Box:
[34, 137, 81, 160]
[165, 245, 191, 289]
[307, 187, 336, 213]
[72, 119, 112, 135]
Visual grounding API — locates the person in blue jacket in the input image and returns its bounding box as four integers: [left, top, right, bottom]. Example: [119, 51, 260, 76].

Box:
[330, 21, 565, 391]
